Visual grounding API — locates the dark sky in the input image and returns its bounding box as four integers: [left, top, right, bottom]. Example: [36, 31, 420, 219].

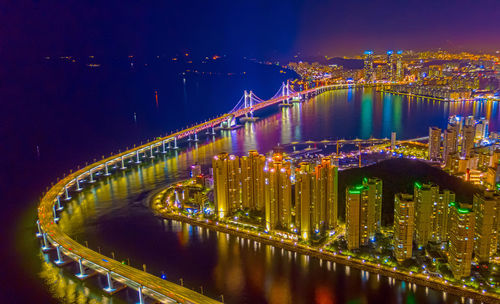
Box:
[1, 0, 499, 60]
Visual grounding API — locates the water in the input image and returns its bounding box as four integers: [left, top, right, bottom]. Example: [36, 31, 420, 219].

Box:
[57, 90, 496, 304]
[4, 59, 498, 303]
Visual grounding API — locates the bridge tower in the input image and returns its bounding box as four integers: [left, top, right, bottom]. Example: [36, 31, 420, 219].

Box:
[279, 81, 292, 107]
[239, 90, 258, 123]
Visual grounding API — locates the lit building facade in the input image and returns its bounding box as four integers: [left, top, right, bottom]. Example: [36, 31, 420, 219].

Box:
[240, 150, 266, 211]
[212, 152, 240, 218]
[364, 177, 383, 232]
[473, 190, 499, 263]
[295, 163, 312, 239]
[436, 189, 455, 243]
[346, 185, 366, 250]
[428, 126, 441, 160]
[414, 182, 439, 248]
[345, 183, 375, 250]
[448, 202, 475, 279]
[264, 153, 292, 231]
[363, 50, 374, 82]
[393, 193, 415, 262]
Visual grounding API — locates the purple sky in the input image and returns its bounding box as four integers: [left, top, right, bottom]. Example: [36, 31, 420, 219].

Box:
[1, 0, 499, 59]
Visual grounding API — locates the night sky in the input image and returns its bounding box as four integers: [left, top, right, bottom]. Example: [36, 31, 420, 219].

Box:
[1, 0, 499, 60]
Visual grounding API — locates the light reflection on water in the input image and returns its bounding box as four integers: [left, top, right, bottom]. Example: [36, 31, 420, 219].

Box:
[46, 88, 496, 303]
[38, 251, 122, 304]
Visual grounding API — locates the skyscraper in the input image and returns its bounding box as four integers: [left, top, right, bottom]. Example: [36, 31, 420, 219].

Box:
[428, 127, 441, 160]
[311, 157, 338, 231]
[474, 117, 489, 141]
[395, 50, 403, 81]
[363, 50, 374, 83]
[448, 202, 475, 279]
[414, 182, 439, 248]
[433, 189, 455, 243]
[295, 162, 312, 240]
[346, 185, 365, 250]
[443, 127, 458, 164]
[473, 190, 499, 263]
[387, 50, 394, 81]
[364, 177, 383, 232]
[393, 193, 415, 262]
[240, 150, 266, 211]
[462, 124, 475, 158]
[345, 183, 376, 250]
[212, 153, 240, 218]
[264, 153, 292, 230]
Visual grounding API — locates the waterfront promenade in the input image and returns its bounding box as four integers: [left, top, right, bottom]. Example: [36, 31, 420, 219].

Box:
[151, 189, 500, 304]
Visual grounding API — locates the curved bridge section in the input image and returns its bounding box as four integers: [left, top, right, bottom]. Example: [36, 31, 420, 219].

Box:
[37, 83, 368, 303]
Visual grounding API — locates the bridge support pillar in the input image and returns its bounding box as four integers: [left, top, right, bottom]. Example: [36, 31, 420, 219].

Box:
[64, 186, 71, 200]
[75, 178, 82, 191]
[53, 205, 59, 222]
[135, 151, 141, 164]
[149, 145, 154, 158]
[104, 163, 110, 176]
[105, 271, 114, 292]
[36, 220, 42, 237]
[188, 134, 192, 141]
[121, 156, 126, 170]
[194, 133, 198, 141]
[162, 141, 167, 154]
[77, 258, 87, 279]
[42, 233, 51, 251]
[138, 286, 144, 304]
[57, 196, 63, 211]
[211, 127, 216, 135]
[89, 171, 95, 183]
[55, 246, 64, 265]
[173, 137, 178, 149]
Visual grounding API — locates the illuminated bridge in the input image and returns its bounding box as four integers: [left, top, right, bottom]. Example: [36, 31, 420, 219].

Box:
[37, 82, 370, 303]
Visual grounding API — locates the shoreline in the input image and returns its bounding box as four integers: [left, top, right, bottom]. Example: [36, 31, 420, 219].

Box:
[151, 192, 500, 304]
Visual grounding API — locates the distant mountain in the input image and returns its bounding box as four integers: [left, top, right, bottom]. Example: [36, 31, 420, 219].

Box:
[288, 56, 363, 70]
[327, 57, 364, 69]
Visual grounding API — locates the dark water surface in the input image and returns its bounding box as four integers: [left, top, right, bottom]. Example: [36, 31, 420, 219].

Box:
[3, 60, 498, 303]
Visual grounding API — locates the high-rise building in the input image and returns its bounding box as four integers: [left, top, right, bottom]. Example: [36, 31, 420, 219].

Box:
[311, 157, 338, 231]
[428, 127, 441, 160]
[473, 190, 499, 263]
[434, 189, 455, 243]
[345, 182, 376, 249]
[387, 50, 395, 81]
[448, 202, 475, 279]
[443, 128, 458, 164]
[363, 177, 383, 232]
[414, 182, 439, 248]
[475, 117, 489, 141]
[393, 193, 415, 262]
[395, 50, 403, 81]
[346, 185, 366, 250]
[462, 124, 475, 158]
[264, 153, 292, 231]
[295, 163, 312, 240]
[212, 153, 240, 218]
[294, 158, 338, 238]
[363, 50, 374, 83]
[240, 150, 266, 211]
